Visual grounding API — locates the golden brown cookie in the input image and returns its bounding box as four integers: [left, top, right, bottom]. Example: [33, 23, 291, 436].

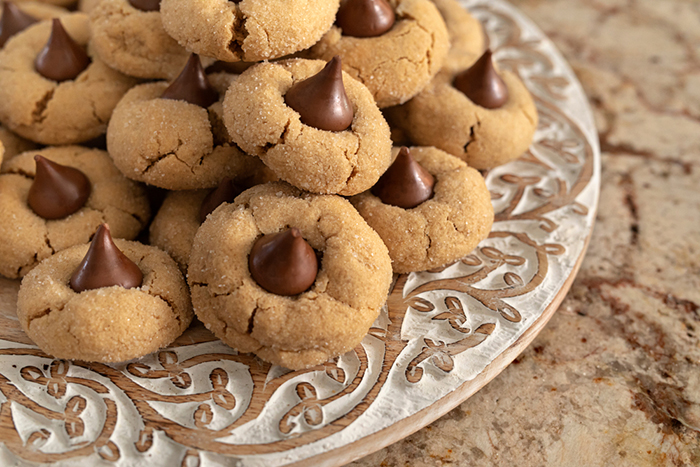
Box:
[0, 125, 36, 170]
[308, 0, 449, 108]
[386, 53, 538, 169]
[89, 0, 192, 80]
[160, 0, 339, 63]
[1, 1, 66, 37]
[351, 146, 493, 273]
[430, 0, 484, 66]
[77, 0, 100, 12]
[107, 71, 251, 190]
[0, 146, 150, 279]
[17, 238, 192, 362]
[16, 0, 75, 7]
[223, 58, 392, 196]
[149, 161, 276, 272]
[188, 182, 393, 370]
[0, 13, 136, 145]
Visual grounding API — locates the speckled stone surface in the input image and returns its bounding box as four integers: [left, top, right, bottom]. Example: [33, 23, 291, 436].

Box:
[349, 0, 700, 465]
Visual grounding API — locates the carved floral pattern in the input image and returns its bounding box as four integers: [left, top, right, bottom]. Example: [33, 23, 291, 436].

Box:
[0, 1, 598, 465]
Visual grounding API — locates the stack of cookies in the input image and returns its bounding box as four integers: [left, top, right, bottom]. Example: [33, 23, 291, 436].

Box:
[0, 0, 537, 369]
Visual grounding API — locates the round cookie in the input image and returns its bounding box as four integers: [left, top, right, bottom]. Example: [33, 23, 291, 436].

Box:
[385, 53, 538, 169]
[0, 146, 150, 279]
[188, 182, 393, 370]
[17, 238, 192, 362]
[0, 13, 137, 145]
[351, 146, 493, 273]
[1, 0, 67, 46]
[223, 58, 392, 196]
[89, 0, 192, 80]
[108, 70, 249, 190]
[149, 159, 276, 272]
[430, 0, 484, 66]
[0, 125, 36, 170]
[308, 0, 449, 108]
[160, 0, 340, 63]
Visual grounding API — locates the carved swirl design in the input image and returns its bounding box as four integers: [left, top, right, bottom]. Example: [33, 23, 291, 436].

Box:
[0, 1, 598, 465]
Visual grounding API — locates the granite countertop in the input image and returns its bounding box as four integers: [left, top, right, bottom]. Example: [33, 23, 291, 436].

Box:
[351, 0, 700, 465]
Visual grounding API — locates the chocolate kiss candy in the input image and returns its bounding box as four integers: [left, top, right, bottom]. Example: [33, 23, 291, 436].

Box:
[284, 56, 354, 132]
[70, 224, 143, 293]
[371, 147, 435, 209]
[161, 54, 219, 108]
[35, 19, 90, 82]
[128, 0, 161, 12]
[28, 155, 91, 220]
[248, 228, 318, 296]
[0, 2, 38, 48]
[336, 0, 395, 38]
[199, 177, 242, 223]
[453, 49, 509, 109]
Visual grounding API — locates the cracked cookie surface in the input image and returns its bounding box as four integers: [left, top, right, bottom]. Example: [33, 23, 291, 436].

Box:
[17, 239, 192, 362]
[223, 59, 392, 196]
[149, 161, 276, 272]
[0, 13, 136, 144]
[188, 182, 393, 370]
[351, 146, 493, 273]
[107, 72, 249, 190]
[89, 0, 192, 80]
[386, 55, 538, 169]
[0, 146, 150, 279]
[308, 0, 449, 108]
[160, 0, 339, 63]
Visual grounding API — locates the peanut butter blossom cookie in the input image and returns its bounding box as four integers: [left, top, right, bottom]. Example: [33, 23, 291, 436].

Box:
[308, 0, 449, 108]
[223, 57, 392, 196]
[387, 50, 538, 169]
[89, 0, 192, 80]
[17, 224, 192, 362]
[188, 182, 393, 370]
[149, 163, 276, 272]
[0, 14, 136, 144]
[107, 55, 251, 190]
[351, 146, 493, 273]
[0, 1, 67, 48]
[160, 0, 339, 62]
[429, 0, 484, 65]
[0, 146, 150, 279]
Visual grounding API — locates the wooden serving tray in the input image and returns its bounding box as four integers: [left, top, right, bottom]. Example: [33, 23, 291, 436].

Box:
[0, 1, 600, 465]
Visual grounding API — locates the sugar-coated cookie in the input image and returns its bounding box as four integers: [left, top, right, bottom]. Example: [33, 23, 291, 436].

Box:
[0, 14, 136, 145]
[0, 125, 36, 170]
[386, 51, 538, 169]
[351, 146, 493, 273]
[17, 234, 192, 362]
[223, 58, 392, 196]
[0, 146, 150, 278]
[107, 63, 250, 190]
[89, 0, 196, 80]
[160, 0, 339, 63]
[430, 0, 484, 66]
[309, 0, 449, 108]
[188, 182, 392, 370]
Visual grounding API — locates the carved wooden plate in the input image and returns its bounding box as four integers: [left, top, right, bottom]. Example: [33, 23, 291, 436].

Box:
[0, 1, 600, 465]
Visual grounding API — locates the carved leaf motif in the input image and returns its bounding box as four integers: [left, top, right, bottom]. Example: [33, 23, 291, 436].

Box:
[542, 243, 566, 255]
[325, 360, 346, 384]
[481, 246, 504, 261]
[209, 368, 228, 389]
[194, 404, 214, 429]
[407, 297, 434, 313]
[461, 255, 482, 266]
[127, 363, 151, 376]
[170, 372, 192, 389]
[135, 427, 154, 453]
[296, 382, 317, 402]
[303, 405, 323, 427]
[572, 202, 589, 215]
[503, 254, 526, 266]
[475, 323, 497, 335]
[20, 366, 45, 384]
[504, 272, 524, 287]
[27, 429, 51, 448]
[431, 352, 454, 373]
[405, 363, 424, 384]
[497, 304, 523, 323]
[158, 351, 179, 369]
[64, 396, 86, 438]
[181, 450, 201, 467]
[97, 441, 120, 461]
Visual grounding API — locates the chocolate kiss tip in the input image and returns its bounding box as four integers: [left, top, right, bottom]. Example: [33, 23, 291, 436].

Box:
[161, 54, 219, 108]
[199, 177, 242, 223]
[28, 155, 91, 220]
[0, 2, 38, 48]
[284, 56, 354, 132]
[70, 224, 143, 293]
[336, 0, 395, 38]
[371, 146, 435, 209]
[35, 18, 90, 82]
[128, 0, 161, 12]
[248, 228, 318, 296]
[453, 49, 509, 109]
